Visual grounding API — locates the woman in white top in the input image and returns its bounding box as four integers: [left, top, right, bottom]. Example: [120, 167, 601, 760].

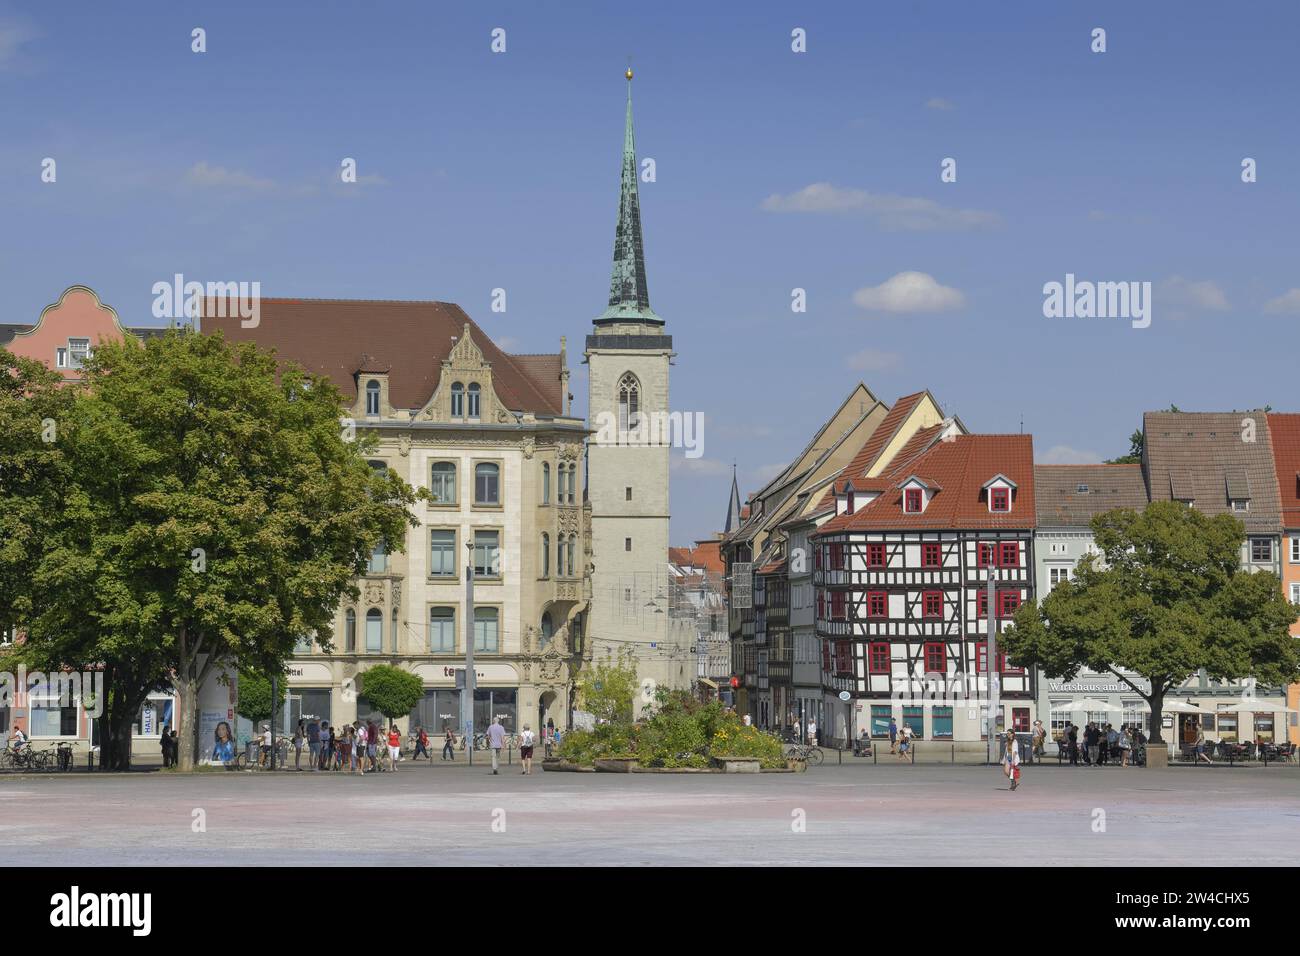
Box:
[519, 724, 536, 775]
[354, 723, 368, 775]
[1004, 732, 1022, 790]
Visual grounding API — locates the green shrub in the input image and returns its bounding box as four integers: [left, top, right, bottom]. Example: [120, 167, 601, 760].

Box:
[636, 707, 708, 768]
[709, 719, 786, 769]
[556, 723, 638, 766]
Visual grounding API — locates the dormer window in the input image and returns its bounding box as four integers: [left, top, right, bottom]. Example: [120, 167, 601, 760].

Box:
[990, 487, 1010, 512]
[451, 382, 464, 417]
[846, 489, 855, 514]
[904, 488, 923, 513]
[1231, 498, 1249, 512]
[467, 382, 481, 419]
[365, 380, 380, 417]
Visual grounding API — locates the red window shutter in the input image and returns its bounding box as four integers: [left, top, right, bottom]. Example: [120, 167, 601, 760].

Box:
[835, 641, 851, 674]
[977, 543, 991, 568]
[922, 543, 941, 567]
[905, 488, 922, 513]
[991, 487, 1009, 512]
[831, 590, 846, 620]
[1000, 542, 1019, 567]
[868, 543, 885, 567]
[869, 642, 890, 674]
[923, 591, 942, 618]
[867, 591, 886, 618]
[924, 642, 945, 673]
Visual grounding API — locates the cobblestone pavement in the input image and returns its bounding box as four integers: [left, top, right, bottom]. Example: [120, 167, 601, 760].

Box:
[2, 761, 1296, 866]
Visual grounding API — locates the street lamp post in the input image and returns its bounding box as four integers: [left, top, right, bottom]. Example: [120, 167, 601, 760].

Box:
[985, 547, 1000, 765]
[463, 540, 476, 767]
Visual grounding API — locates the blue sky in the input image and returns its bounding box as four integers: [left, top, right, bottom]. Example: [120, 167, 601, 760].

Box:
[3, 1, 1298, 543]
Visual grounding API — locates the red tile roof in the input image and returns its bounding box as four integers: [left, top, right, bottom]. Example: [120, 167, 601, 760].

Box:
[202, 298, 564, 415]
[815, 392, 927, 510]
[818, 434, 1036, 532]
[669, 540, 726, 576]
[1267, 413, 1300, 528]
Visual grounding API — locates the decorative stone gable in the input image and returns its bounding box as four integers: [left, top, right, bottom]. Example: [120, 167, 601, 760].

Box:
[417, 324, 508, 423]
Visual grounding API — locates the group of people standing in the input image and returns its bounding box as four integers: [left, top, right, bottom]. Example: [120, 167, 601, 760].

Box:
[290, 718, 403, 774]
[1061, 721, 1145, 767]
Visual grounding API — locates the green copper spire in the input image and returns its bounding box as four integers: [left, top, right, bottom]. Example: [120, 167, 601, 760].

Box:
[597, 69, 662, 325]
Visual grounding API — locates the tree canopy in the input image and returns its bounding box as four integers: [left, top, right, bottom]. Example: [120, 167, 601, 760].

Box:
[358, 664, 424, 720]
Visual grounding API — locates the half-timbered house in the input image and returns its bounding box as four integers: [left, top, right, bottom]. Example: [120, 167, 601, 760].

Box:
[812, 434, 1038, 743]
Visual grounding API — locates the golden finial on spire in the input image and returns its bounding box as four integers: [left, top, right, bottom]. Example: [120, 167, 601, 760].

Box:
[625, 55, 633, 81]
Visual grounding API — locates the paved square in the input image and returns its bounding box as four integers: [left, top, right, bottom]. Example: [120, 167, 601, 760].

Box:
[2, 762, 1296, 866]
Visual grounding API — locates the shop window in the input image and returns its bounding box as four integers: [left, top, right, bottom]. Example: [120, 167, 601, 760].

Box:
[932, 706, 953, 739]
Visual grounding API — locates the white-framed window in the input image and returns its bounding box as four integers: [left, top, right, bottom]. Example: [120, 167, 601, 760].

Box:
[429, 529, 456, 577]
[29, 686, 79, 738]
[1048, 566, 1072, 592]
[365, 380, 380, 416]
[429, 607, 455, 653]
[55, 348, 68, 368]
[1048, 701, 1071, 740]
[1290, 583, 1300, 606]
[473, 529, 501, 577]
[450, 382, 464, 417]
[473, 607, 500, 653]
[67, 338, 91, 370]
[0, 623, 13, 645]
[1121, 700, 1149, 735]
[474, 462, 500, 505]
[1250, 538, 1273, 563]
[429, 461, 457, 504]
[365, 608, 383, 652]
[1231, 499, 1249, 512]
[1291, 537, 1300, 563]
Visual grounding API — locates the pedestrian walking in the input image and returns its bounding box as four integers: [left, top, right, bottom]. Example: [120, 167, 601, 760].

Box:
[1194, 722, 1213, 764]
[338, 725, 352, 771]
[897, 723, 913, 761]
[1085, 722, 1100, 766]
[316, 721, 330, 770]
[355, 722, 368, 774]
[1031, 720, 1046, 760]
[414, 726, 430, 761]
[387, 724, 402, 771]
[1119, 725, 1133, 767]
[1004, 731, 1022, 791]
[293, 719, 305, 771]
[307, 717, 321, 771]
[366, 720, 379, 772]
[807, 719, 817, 747]
[888, 717, 899, 754]
[520, 724, 535, 775]
[1067, 723, 1079, 765]
[442, 724, 455, 761]
[487, 717, 506, 774]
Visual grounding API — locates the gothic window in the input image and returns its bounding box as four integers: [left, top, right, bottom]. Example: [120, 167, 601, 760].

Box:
[568, 464, 578, 503]
[365, 380, 380, 416]
[617, 372, 640, 438]
[451, 382, 464, 417]
[542, 463, 551, 504]
[541, 533, 550, 577]
[345, 608, 356, 653]
[365, 608, 382, 652]
[467, 382, 481, 418]
[567, 534, 577, 577]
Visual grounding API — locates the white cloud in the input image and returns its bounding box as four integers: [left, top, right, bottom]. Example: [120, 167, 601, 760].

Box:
[845, 348, 902, 373]
[853, 272, 965, 314]
[925, 97, 956, 111]
[1040, 445, 1102, 465]
[0, 20, 37, 69]
[761, 183, 998, 232]
[671, 456, 730, 477]
[1263, 288, 1300, 315]
[1159, 276, 1229, 313]
[183, 161, 277, 192]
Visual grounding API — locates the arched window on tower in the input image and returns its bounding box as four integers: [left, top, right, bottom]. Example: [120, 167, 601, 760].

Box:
[617, 372, 640, 440]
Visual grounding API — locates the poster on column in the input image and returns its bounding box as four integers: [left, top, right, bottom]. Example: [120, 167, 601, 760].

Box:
[197, 658, 238, 765]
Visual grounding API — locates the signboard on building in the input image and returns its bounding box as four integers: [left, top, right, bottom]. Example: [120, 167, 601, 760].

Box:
[731, 562, 752, 609]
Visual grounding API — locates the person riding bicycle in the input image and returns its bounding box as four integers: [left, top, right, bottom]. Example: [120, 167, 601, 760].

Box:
[8, 723, 27, 753]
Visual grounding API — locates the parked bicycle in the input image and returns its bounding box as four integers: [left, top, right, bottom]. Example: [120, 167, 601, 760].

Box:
[785, 744, 824, 765]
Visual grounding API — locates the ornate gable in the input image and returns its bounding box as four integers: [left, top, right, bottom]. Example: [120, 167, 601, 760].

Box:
[417, 323, 510, 423]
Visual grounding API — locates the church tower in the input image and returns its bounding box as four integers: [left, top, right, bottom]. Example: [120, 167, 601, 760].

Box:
[584, 69, 681, 695]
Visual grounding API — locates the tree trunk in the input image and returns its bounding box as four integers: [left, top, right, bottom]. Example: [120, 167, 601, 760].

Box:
[1148, 686, 1165, 745]
[174, 672, 197, 772]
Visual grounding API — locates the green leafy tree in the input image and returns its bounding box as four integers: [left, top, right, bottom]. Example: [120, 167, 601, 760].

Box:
[9, 331, 423, 769]
[1004, 501, 1300, 744]
[576, 651, 639, 724]
[235, 669, 277, 726]
[358, 664, 424, 721]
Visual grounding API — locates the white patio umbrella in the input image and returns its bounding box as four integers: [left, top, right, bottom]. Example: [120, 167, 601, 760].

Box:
[1051, 697, 1123, 713]
[1162, 700, 1211, 714]
[1217, 698, 1299, 714]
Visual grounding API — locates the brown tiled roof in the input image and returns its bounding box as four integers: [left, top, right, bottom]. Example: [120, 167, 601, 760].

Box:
[1143, 411, 1281, 533]
[816, 392, 927, 509]
[509, 353, 565, 411]
[669, 540, 726, 576]
[819, 435, 1036, 532]
[202, 298, 563, 415]
[1034, 464, 1148, 527]
[1266, 414, 1300, 528]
